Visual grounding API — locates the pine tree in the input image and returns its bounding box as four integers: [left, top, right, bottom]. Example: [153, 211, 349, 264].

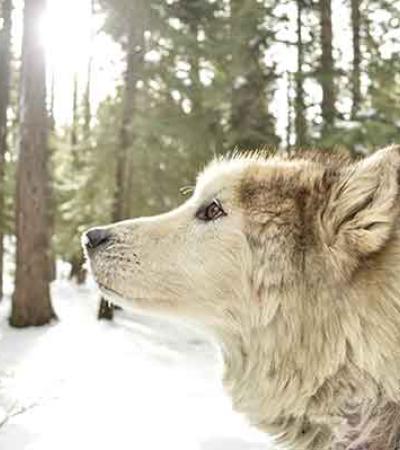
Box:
[67, 74, 88, 284]
[342, 0, 400, 151]
[83, 0, 95, 140]
[98, 0, 147, 319]
[71, 73, 79, 148]
[319, 0, 335, 138]
[294, 0, 308, 147]
[11, 0, 56, 327]
[350, 0, 361, 119]
[0, 0, 12, 299]
[161, 0, 226, 161]
[113, 2, 145, 221]
[230, 0, 279, 150]
[47, 69, 56, 282]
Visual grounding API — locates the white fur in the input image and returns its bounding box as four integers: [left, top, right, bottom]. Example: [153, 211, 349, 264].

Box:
[85, 146, 400, 450]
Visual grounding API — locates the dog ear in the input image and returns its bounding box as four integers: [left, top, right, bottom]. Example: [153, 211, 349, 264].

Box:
[322, 146, 400, 260]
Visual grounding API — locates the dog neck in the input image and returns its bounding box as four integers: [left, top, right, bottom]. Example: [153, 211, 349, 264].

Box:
[217, 324, 334, 449]
[215, 294, 400, 450]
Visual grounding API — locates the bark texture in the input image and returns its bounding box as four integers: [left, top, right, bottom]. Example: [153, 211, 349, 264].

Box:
[11, 0, 56, 327]
[0, 0, 12, 299]
[319, 0, 335, 133]
[295, 0, 307, 147]
[351, 0, 361, 118]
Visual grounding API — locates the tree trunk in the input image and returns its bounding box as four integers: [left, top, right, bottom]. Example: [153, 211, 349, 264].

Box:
[286, 72, 293, 151]
[11, 0, 56, 327]
[68, 72, 89, 285]
[319, 0, 335, 135]
[113, 1, 145, 221]
[71, 73, 78, 147]
[69, 253, 87, 284]
[83, 63, 92, 141]
[230, 0, 279, 150]
[49, 72, 55, 131]
[350, 0, 361, 119]
[47, 69, 56, 282]
[98, 0, 146, 320]
[295, 0, 307, 147]
[83, 0, 95, 140]
[0, 0, 12, 300]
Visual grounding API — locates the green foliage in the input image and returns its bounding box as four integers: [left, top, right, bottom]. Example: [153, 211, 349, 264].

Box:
[53, 97, 119, 260]
[51, 0, 400, 264]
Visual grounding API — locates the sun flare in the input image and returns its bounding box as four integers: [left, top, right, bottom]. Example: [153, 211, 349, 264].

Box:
[37, 0, 122, 125]
[41, 0, 92, 71]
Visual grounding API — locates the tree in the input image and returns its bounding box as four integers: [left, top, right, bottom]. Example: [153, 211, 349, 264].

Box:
[47, 70, 56, 282]
[333, 0, 400, 152]
[350, 0, 361, 118]
[83, 0, 95, 140]
[71, 73, 79, 148]
[67, 34, 95, 284]
[67, 72, 86, 283]
[113, 3, 145, 221]
[294, 0, 308, 147]
[230, 0, 279, 150]
[98, 0, 147, 319]
[319, 0, 335, 137]
[11, 0, 56, 327]
[0, 0, 12, 300]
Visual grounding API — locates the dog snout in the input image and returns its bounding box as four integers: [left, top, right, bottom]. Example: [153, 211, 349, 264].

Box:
[84, 228, 111, 250]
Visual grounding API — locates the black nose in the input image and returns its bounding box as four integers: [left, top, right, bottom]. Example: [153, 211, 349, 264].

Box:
[85, 228, 111, 250]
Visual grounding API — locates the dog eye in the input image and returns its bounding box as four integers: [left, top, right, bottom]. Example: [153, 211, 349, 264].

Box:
[196, 200, 226, 221]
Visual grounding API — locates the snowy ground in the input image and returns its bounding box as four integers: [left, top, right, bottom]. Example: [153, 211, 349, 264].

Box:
[0, 263, 273, 450]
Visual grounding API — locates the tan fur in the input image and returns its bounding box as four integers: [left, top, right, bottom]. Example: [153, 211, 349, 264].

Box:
[84, 145, 400, 450]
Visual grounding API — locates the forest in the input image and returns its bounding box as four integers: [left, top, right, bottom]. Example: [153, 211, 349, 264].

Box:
[0, 0, 399, 322]
[0, 0, 400, 448]
[0, 0, 400, 326]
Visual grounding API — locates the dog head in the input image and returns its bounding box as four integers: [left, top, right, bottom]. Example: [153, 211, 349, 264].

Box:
[83, 146, 400, 332]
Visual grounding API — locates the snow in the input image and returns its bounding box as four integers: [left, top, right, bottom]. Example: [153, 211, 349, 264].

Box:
[0, 263, 273, 450]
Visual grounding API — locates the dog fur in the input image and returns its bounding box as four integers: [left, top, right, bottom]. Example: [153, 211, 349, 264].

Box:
[84, 145, 400, 450]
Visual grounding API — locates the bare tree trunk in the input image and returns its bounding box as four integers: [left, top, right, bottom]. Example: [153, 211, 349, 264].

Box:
[11, 0, 56, 327]
[69, 253, 86, 284]
[0, 0, 12, 300]
[295, 0, 307, 147]
[47, 70, 56, 282]
[113, 2, 145, 221]
[112, 31, 135, 223]
[286, 72, 293, 151]
[83, 63, 92, 140]
[350, 0, 361, 119]
[49, 72, 55, 131]
[83, 0, 95, 140]
[98, 0, 145, 320]
[71, 73, 78, 148]
[68, 72, 89, 284]
[319, 0, 335, 135]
